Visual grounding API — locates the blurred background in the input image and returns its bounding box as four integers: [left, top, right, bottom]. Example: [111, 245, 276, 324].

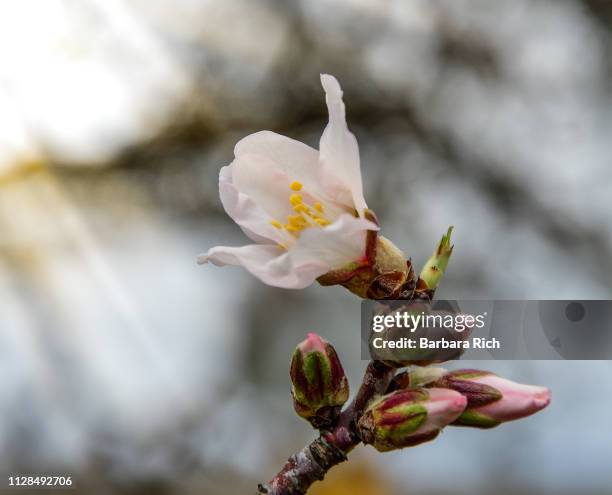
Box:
[1, 0, 612, 494]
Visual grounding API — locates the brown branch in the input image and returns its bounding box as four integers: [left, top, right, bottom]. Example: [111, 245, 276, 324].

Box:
[257, 361, 395, 495]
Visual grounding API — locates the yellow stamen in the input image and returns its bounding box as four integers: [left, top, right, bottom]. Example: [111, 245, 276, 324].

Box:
[278, 180, 333, 244]
[288, 215, 307, 228]
[304, 209, 322, 220]
[277, 243, 287, 251]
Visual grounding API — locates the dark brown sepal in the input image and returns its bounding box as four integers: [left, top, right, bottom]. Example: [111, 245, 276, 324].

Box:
[413, 277, 434, 301]
[431, 376, 502, 408]
[366, 271, 406, 299]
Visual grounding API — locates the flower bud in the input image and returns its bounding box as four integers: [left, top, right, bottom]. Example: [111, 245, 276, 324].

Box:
[432, 369, 551, 428]
[418, 226, 454, 293]
[290, 333, 349, 428]
[357, 388, 467, 452]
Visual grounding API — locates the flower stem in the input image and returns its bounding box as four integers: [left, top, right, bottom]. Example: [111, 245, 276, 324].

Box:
[257, 361, 395, 495]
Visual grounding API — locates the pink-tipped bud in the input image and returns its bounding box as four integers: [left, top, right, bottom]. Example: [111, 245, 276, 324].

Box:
[290, 333, 349, 428]
[432, 369, 551, 428]
[357, 388, 467, 452]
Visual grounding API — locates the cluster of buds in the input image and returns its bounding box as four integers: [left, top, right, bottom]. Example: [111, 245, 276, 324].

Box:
[289, 333, 550, 451]
[352, 367, 550, 452]
[288, 221, 550, 451]
[288, 210, 548, 443]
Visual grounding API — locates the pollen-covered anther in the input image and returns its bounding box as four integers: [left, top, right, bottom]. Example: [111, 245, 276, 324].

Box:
[286, 215, 310, 234]
[279, 181, 333, 239]
[288, 215, 306, 226]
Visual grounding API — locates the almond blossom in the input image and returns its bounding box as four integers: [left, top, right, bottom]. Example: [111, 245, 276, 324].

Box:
[198, 74, 380, 289]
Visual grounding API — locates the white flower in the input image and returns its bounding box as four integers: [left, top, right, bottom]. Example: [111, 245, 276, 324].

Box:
[198, 74, 379, 289]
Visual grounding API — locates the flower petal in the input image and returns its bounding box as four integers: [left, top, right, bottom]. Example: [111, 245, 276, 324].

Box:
[198, 243, 328, 289]
[319, 74, 368, 216]
[219, 164, 289, 244]
[235, 131, 319, 186]
[475, 375, 551, 422]
[422, 388, 468, 430]
[231, 150, 348, 224]
[232, 131, 340, 218]
[198, 214, 378, 289]
[198, 243, 278, 270]
[230, 156, 298, 222]
[288, 213, 378, 270]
